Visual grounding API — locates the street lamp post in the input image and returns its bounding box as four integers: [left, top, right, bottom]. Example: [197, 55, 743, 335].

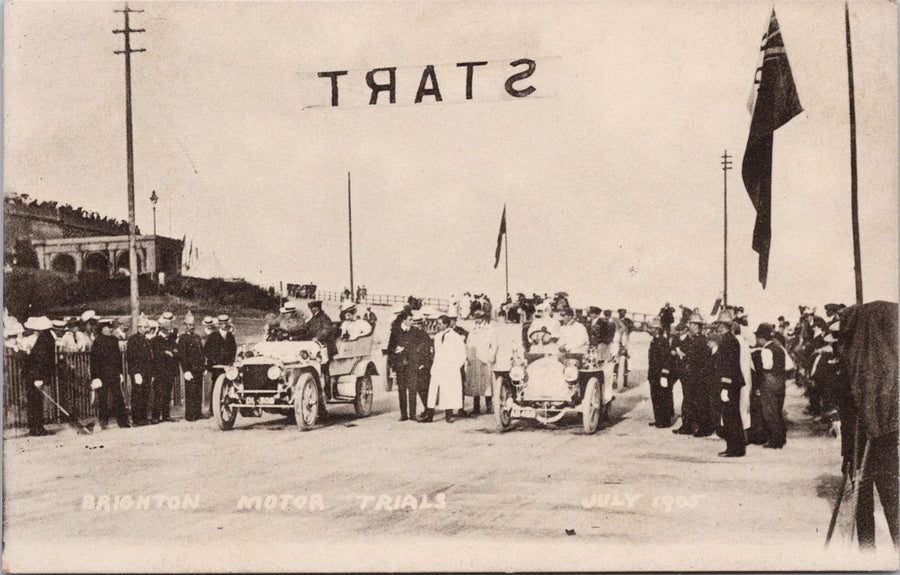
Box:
[150, 189, 158, 236]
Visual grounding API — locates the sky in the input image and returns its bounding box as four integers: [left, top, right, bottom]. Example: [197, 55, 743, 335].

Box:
[4, 0, 897, 323]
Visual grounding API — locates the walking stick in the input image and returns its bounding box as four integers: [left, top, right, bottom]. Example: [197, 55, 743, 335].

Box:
[825, 471, 848, 545]
[848, 438, 872, 544]
[38, 388, 94, 435]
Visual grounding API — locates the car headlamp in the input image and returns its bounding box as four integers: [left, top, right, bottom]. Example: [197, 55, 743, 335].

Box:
[510, 365, 526, 381]
[299, 350, 310, 360]
[267, 365, 283, 380]
[563, 365, 579, 382]
[225, 366, 239, 380]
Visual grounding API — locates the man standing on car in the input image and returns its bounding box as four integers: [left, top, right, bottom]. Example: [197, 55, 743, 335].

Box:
[179, 312, 207, 422]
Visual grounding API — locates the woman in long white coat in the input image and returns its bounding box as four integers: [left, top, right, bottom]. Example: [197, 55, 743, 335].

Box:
[465, 309, 498, 414]
[424, 315, 467, 423]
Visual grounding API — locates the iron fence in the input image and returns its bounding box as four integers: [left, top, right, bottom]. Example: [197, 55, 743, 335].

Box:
[2, 347, 198, 428]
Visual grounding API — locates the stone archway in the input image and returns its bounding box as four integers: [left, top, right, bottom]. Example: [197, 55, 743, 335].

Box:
[83, 252, 110, 276]
[115, 251, 142, 276]
[50, 253, 77, 274]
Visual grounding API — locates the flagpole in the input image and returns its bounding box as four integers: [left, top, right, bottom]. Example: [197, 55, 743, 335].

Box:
[722, 150, 732, 307]
[845, 1, 863, 305]
[504, 207, 509, 298]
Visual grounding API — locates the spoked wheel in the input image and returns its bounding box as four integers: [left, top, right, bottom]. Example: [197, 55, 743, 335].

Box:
[212, 374, 238, 431]
[493, 376, 512, 431]
[294, 373, 319, 431]
[582, 377, 601, 434]
[354, 374, 374, 417]
[617, 354, 629, 389]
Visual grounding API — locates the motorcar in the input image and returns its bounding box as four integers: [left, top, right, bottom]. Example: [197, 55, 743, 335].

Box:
[492, 344, 615, 434]
[211, 333, 378, 431]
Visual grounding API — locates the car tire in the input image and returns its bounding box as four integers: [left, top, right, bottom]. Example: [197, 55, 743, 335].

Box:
[354, 374, 374, 417]
[493, 375, 512, 431]
[212, 374, 237, 431]
[582, 377, 601, 434]
[294, 372, 319, 431]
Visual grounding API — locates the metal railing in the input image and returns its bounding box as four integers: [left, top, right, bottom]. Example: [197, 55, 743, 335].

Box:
[2, 347, 201, 428]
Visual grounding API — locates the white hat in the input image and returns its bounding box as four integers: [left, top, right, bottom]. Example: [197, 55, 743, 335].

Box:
[147, 319, 160, 330]
[202, 316, 215, 327]
[5, 320, 23, 338]
[80, 310, 97, 322]
[24, 316, 53, 331]
[339, 300, 357, 313]
[446, 307, 458, 319]
[280, 302, 297, 314]
[536, 301, 551, 312]
[51, 319, 67, 329]
[411, 311, 425, 323]
[217, 314, 231, 325]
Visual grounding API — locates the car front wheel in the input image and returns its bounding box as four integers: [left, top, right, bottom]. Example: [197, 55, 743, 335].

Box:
[212, 374, 238, 431]
[493, 376, 512, 431]
[354, 374, 374, 417]
[582, 377, 601, 434]
[294, 372, 319, 431]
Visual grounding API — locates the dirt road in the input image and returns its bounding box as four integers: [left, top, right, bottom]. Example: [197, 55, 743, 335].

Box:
[3, 306, 896, 571]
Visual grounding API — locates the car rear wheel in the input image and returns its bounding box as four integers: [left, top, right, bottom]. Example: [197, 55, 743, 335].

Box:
[583, 377, 601, 434]
[294, 373, 319, 431]
[616, 354, 628, 389]
[354, 375, 374, 417]
[493, 376, 512, 431]
[212, 374, 238, 431]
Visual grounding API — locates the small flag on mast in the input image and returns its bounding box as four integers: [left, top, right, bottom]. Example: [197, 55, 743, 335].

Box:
[742, 9, 803, 289]
[494, 205, 507, 269]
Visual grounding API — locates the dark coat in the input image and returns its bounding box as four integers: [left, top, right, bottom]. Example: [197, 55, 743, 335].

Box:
[178, 331, 206, 376]
[204, 330, 226, 369]
[126, 334, 154, 378]
[91, 333, 123, 383]
[151, 332, 180, 380]
[683, 333, 711, 382]
[25, 331, 55, 384]
[301, 310, 338, 358]
[389, 326, 434, 374]
[648, 333, 670, 381]
[713, 332, 744, 393]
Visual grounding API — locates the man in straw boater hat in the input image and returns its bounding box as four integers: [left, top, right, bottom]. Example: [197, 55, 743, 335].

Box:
[22, 316, 55, 436]
[178, 311, 207, 421]
[647, 316, 675, 428]
[710, 309, 745, 457]
[90, 318, 130, 429]
[684, 311, 716, 438]
[126, 315, 154, 426]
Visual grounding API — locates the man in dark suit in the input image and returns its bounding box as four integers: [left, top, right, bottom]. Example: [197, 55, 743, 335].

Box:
[126, 317, 154, 426]
[179, 313, 207, 421]
[753, 323, 787, 449]
[647, 317, 674, 428]
[151, 316, 180, 423]
[683, 313, 714, 437]
[204, 314, 237, 414]
[23, 316, 56, 436]
[388, 311, 434, 422]
[91, 318, 130, 429]
[587, 306, 604, 348]
[712, 310, 746, 457]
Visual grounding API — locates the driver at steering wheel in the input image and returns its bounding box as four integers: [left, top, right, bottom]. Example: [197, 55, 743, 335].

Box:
[558, 307, 589, 357]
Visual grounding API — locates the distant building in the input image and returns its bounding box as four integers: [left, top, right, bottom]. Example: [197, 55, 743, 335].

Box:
[4, 193, 182, 280]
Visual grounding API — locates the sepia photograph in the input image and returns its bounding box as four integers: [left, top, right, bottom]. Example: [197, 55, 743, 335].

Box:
[2, 0, 898, 571]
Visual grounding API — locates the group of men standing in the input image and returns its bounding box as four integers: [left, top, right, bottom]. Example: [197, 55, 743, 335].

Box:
[94, 310, 237, 427]
[646, 308, 788, 457]
[387, 306, 498, 423]
[11, 309, 239, 435]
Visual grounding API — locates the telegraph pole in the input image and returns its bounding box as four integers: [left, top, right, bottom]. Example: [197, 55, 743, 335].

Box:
[721, 150, 732, 307]
[114, 4, 146, 333]
[348, 172, 354, 302]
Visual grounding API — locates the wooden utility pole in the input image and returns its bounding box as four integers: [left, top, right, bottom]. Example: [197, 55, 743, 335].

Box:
[845, 1, 863, 305]
[348, 172, 354, 301]
[114, 4, 145, 332]
[721, 150, 732, 307]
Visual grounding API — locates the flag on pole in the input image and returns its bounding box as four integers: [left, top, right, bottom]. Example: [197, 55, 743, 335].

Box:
[494, 205, 507, 269]
[742, 9, 803, 288]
